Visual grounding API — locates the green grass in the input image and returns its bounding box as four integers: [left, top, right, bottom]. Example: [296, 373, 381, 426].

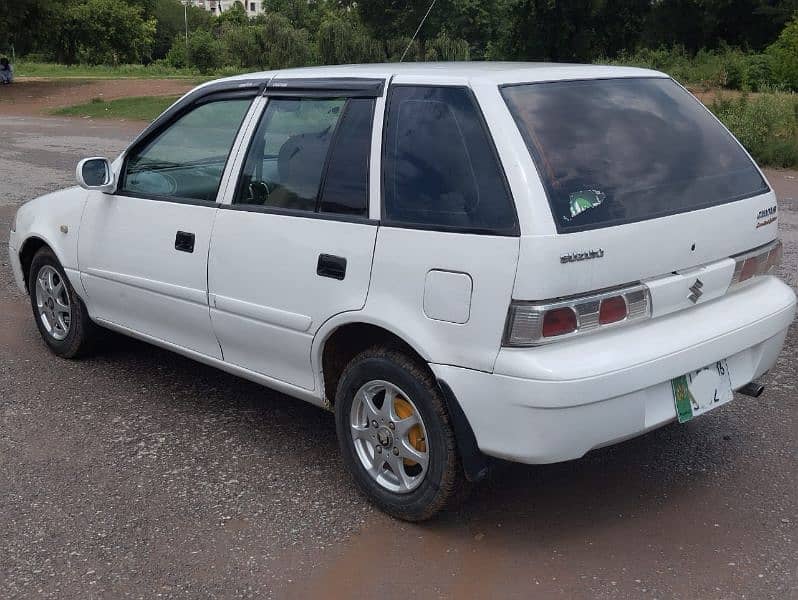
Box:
[52, 95, 180, 121]
[15, 61, 201, 79]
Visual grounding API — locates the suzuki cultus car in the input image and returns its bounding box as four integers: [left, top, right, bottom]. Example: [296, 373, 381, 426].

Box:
[9, 63, 795, 520]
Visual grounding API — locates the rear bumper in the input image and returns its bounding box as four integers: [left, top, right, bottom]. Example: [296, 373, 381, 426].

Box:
[432, 277, 796, 464]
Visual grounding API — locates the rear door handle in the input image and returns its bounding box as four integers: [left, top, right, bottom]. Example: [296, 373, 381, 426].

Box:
[317, 254, 347, 280]
[175, 231, 195, 253]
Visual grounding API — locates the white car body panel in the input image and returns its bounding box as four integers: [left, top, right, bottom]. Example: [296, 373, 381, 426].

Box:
[207, 211, 378, 390]
[78, 194, 222, 358]
[9, 187, 89, 299]
[8, 62, 796, 468]
[364, 228, 519, 373]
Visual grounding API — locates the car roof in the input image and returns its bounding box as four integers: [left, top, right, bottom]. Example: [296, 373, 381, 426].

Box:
[214, 62, 667, 87]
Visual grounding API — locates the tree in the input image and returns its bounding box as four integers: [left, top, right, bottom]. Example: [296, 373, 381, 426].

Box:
[54, 0, 157, 64]
[767, 12, 798, 89]
[187, 29, 224, 73]
[153, 0, 212, 60]
[317, 16, 385, 64]
[0, 0, 61, 56]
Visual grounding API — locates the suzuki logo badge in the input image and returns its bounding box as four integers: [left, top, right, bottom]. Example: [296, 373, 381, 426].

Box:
[688, 278, 704, 303]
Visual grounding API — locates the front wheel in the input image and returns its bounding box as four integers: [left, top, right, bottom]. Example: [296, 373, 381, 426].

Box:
[28, 247, 97, 358]
[334, 347, 466, 521]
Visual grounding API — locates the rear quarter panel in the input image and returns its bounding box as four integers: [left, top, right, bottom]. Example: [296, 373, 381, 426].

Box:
[362, 227, 519, 371]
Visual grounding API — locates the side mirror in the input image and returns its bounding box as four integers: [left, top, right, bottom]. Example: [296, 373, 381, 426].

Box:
[76, 157, 115, 193]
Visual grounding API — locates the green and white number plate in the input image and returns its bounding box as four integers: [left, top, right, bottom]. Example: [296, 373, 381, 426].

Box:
[671, 360, 733, 423]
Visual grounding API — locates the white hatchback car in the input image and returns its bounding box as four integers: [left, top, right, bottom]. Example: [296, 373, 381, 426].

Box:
[8, 63, 796, 520]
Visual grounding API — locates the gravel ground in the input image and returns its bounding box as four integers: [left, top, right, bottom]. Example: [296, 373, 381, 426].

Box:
[1, 115, 796, 599]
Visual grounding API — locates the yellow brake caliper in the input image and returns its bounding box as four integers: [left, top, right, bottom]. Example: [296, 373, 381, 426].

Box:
[393, 396, 427, 466]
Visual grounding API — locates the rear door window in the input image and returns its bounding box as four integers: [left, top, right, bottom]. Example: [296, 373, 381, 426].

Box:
[501, 77, 768, 233]
[382, 85, 518, 235]
[235, 97, 372, 217]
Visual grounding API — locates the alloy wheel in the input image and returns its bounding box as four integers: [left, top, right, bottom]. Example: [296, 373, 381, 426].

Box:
[35, 265, 71, 341]
[349, 380, 430, 494]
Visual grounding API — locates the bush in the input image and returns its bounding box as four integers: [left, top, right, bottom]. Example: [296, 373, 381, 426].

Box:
[186, 29, 224, 74]
[425, 32, 470, 61]
[604, 46, 771, 91]
[710, 91, 798, 168]
[766, 14, 798, 91]
[744, 54, 774, 92]
[317, 18, 385, 65]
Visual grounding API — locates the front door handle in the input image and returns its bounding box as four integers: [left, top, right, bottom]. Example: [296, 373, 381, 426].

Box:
[175, 231, 195, 253]
[317, 254, 347, 280]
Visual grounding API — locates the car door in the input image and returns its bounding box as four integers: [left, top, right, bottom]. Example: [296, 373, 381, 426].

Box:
[208, 79, 382, 390]
[79, 87, 259, 358]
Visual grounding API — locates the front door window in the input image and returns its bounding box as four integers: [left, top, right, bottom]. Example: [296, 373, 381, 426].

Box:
[120, 97, 253, 202]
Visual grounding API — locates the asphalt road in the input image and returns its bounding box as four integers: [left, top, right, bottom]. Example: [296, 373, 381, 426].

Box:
[1, 116, 796, 599]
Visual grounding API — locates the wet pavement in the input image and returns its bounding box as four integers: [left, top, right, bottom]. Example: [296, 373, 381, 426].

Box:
[1, 116, 796, 599]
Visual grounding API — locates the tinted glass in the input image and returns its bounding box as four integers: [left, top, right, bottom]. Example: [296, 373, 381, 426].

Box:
[383, 86, 517, 234]
[318, 99, 374, 216]
[235, 98, 345, 211]
[502, 78, 768, 233]
[121, 98, 252, 201]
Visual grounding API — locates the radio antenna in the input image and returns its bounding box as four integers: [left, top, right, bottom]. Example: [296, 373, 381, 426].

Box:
[400, 0, 437, 63]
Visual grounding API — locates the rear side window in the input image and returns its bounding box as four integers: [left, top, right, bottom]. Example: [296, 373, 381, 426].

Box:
[382, 86, 517, 235]
[502, 78, 769, 233]
[319, 98, 374, 216]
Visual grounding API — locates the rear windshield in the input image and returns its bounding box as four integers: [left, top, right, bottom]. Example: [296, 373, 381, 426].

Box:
[501, 78, 768, 233]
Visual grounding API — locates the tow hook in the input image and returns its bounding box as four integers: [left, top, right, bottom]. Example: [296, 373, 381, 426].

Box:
[738, 381, 765, 398]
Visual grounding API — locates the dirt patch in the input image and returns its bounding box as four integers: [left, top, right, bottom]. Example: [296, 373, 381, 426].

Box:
[0, 78, 195, 119]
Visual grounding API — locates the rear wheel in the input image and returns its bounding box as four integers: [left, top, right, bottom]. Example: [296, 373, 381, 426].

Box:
[334, 346, 465, 521]
[28, 247, 97, 358]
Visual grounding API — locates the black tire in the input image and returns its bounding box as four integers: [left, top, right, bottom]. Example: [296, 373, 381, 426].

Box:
[28, 247, 97, 358]
[334, 346, 467, 521]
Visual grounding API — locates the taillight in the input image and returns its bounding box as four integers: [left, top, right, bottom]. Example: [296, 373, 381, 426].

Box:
[504, 283, 651, 347]
[541, 307, 578, 337]
[599, 296, 627, 324]
[731, 240, 782, 287]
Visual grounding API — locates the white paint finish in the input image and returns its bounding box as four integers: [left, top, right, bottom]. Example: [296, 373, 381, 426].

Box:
[217, 97, 268, 206]
[423, 270, 472, 324]
[7, 242, 26, 293]
[368, 87, 388, 221]
[10, 187, 89, 299]
[94, 316, 322, 407]
[208, 210, 378, 390]
[217, 63, 665, 88]
[512, 190, 780, 301]
[78, 193, 221, 358]
[83, 267, 208, 305]
[433, 318, 793, 464]
[211, 294, 312, 332]
[367, 227, 519, 372]
[645, 257, 736, 317]
[471, 81, 552, 237]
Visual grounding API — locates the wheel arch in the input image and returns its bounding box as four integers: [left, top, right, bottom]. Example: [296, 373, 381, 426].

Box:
[315, 318, 430, 408]
[314, 316, 490, 483]
[18, 236, 53, 293]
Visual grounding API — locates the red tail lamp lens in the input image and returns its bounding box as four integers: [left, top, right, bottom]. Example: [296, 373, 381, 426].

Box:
[542, 307, 578, 337]
[740, 257, 758, 281]
[599, 295, 628, 324]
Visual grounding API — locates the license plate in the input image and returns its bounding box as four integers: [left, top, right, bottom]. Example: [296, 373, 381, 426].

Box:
[671, 360, 733, 423]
